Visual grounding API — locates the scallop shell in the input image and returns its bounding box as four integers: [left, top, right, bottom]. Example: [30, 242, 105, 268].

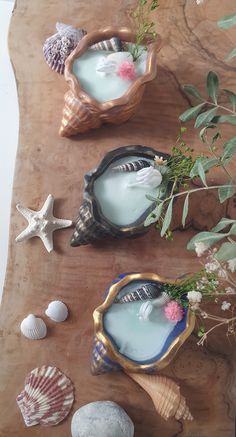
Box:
[43, 23, 86, 74]
[45, 300, 68, 322]
[20, 314, 47, 340]
[114, 283, 163, 303]
[16, 365, 74, 427]
[128, 373, 193, 421]
[91, 37, 123, 52]
[112, 160, 151, 172]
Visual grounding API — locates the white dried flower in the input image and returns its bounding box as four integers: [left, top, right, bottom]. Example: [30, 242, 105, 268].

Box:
[199, 310, 208, 319]
[194, 242, 208, 257]
[217, 268, 227, 279]
[190, 302, 200, 311]
[221, 301, 231, 311]
[225, 287, 236, 295]
[227, 258, 236, 273]
[196, 0, 204, 4]
[187, 290, 202, 303]
[196, 281, 205, 290]
[205, 261, 219, 273]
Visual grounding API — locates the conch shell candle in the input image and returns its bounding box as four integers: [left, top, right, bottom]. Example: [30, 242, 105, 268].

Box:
[91, 272, 195, 375]
[70, 145, 172, 247]
[59, 27, 159, 136]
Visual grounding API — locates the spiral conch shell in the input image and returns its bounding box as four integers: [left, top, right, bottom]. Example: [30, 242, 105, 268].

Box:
[128, 373, 193, 421]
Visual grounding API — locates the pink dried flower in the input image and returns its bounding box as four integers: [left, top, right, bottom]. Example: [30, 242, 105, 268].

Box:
[164, 301, 184, 322]
[117, 61, 136, 80]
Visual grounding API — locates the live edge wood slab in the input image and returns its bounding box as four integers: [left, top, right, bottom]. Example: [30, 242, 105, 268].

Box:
[0, 1, 236, 436]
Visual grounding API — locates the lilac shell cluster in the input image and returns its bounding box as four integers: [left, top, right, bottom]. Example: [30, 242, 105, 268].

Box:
[43, 22, 87, 74]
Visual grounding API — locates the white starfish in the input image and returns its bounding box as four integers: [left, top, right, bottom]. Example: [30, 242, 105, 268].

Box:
[15, 194, 72, 253]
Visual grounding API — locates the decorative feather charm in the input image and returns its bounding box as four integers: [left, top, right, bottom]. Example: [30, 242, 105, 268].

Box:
[114, 283, 162, 303]
[96, 57, 117, 74]
[112, 160, 151, 172]
[128, 373, 193, 421]
[128, 166, 163, 189]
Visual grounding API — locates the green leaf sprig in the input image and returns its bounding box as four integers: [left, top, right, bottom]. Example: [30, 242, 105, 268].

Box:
[129, 0, 159, 61]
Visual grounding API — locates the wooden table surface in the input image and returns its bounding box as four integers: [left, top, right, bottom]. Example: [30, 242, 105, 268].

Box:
[0, 1, 236, 436]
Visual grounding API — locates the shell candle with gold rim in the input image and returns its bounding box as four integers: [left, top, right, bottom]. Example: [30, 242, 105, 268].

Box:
[70, 145, 172, 247]
[91, 273, 195, 375]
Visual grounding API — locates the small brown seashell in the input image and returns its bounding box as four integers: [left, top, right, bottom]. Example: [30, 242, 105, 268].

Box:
[128, 373, 193, 421]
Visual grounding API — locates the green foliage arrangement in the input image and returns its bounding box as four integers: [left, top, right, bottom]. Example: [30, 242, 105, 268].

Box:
[145, 8, 236, 262]
[129, 0, 159, 61]
[179, 71, 236, 261]
[217, 11, 236, 60]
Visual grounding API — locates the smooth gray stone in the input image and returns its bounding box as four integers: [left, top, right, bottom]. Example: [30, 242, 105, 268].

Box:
[71, 400, 134, 437]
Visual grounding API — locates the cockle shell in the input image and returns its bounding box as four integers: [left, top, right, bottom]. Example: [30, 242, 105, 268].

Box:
[112, 159, 151, 172]
[43, 22, 87, 74]
[20, 314, 47, 340]
[16, 366, 74, 427]
[91, 37, 123, 52]
[96, 57, 117, 75]
[114, 283, 162, 303]
[128, 373, 193, 421]
[45, 300, 68, 322]
[128, 166, 163, 189]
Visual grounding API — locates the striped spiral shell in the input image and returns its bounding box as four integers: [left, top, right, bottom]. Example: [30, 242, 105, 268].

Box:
[128, 373, 193, 421]
[91, 37, 123, 52]
[112, 160, 151, 172]
[114, 283, 162, 303]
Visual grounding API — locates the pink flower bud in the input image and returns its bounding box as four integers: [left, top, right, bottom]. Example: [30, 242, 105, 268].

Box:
[117, 61, 136, 80]
[164, 301, 184, 322]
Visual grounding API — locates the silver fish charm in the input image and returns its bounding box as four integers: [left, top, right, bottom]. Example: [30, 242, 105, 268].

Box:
[112, 160, 151, 172]
[114, 283, 162, 303]
[91, 37, 123, 52]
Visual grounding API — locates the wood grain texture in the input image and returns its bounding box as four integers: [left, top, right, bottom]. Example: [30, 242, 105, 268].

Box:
[0, 1, 236, 436]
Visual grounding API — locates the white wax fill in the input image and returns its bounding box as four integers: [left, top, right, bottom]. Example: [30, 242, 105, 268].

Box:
[94, 156, 165, 226]
[72, 49, 147, 103]
[104, 281, 177, 363]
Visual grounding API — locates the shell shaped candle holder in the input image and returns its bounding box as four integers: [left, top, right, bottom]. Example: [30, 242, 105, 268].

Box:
[70, 145, 171, 247]
[59, 27, 159, 136]
[91, 273, 195, 375]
